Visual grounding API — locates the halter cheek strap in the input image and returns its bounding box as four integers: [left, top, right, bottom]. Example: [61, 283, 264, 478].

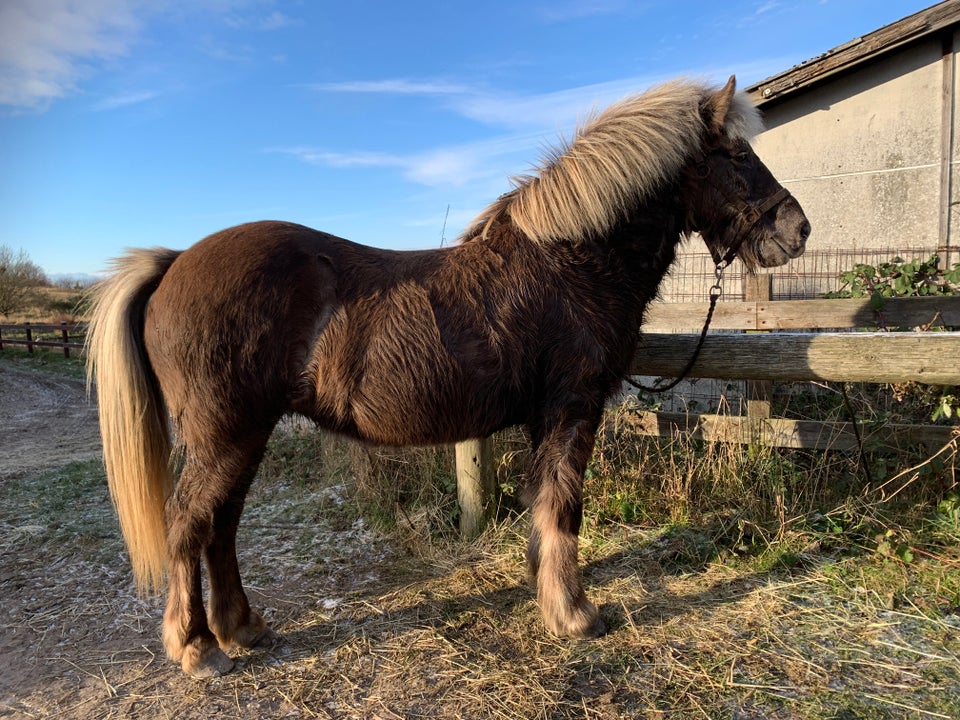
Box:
[712, 186, 792, 266]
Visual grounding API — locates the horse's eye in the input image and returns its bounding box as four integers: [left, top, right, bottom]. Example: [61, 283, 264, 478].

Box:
[733, 150, 751, 163]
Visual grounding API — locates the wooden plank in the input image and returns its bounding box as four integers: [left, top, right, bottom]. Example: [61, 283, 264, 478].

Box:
[0, 322, 86, 357]
[621, 411, 957, 451]
[0, 323, 80, 333]
[756, 296, 960, 331]
[0, 339, 85, 350]
[745, 274, 773, 423]
[632, 331, 960, 385]
[455, 438, 495, 539]
[643, 296, 960, 332]
[643, 301, 757, 331]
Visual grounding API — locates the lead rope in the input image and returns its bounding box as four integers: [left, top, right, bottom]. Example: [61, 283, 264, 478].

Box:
[625, 259, 728, 394]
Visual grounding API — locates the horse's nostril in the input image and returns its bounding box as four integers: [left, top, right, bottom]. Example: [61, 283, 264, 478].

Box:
[799, 220, 811, 242]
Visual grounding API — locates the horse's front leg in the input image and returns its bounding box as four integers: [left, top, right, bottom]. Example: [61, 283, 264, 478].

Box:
[524, 414, 606, 638]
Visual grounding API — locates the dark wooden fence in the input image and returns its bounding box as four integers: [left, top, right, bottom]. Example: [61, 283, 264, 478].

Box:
[0, 322, 87, 357]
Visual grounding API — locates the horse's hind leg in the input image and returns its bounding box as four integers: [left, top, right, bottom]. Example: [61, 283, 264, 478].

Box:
[162, 454, 231, 677]
[525, 413, 606, 639]
[162, 435, 271, 677]
[205, 449, 278, 653]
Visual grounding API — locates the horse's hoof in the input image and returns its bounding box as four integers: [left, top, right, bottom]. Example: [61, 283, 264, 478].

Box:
[182, 644, 235, 678]
[218, 616, 279, 651]
[581, 613, 607, 639]
[562, 612, 607, 639]
[249, 627, 280, 649]
[543, 597, 607, 639]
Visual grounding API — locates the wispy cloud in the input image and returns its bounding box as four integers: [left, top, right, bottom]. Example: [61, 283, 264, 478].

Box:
[0, 0, 141, 110]
[754, 1, 783, 16]
[273, 130, 543, 189]
[280, 148, 407, 170]
[201, 37, 256, 63]
[454, 78, 668, 129]
[94, 89, 159, 111]
[291, 74, 682, 191]
[293, 66, 783, 190]
[223, 9, 301, 31]
[272, 145, 470, 187]
[308, 79, 475, 96]
[310, 74, 671, 131]
[0, 1, 299, 110]
[537, 0, 638, 23]
[256, 10, 299, 31]
[735, 0, 791, 28]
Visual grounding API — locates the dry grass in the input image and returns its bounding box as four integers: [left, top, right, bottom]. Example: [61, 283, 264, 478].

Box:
[2, 380, 959, 718]
[1, 285, 89, 324]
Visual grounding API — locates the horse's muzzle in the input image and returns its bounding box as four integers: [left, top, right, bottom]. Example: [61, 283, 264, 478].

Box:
[763, 195, 810, 266]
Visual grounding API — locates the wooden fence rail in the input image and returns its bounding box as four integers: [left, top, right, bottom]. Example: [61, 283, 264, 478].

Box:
[631, 332, 960, 385]
[455, 291, 960, 536]
[0, 322, 86, 357]
[641, 294, 960, 332]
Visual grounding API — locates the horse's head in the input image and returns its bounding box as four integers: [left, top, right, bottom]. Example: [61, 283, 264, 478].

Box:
[685, 76, 810, 269]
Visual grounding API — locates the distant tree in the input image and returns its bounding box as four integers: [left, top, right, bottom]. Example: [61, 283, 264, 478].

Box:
[53, 274, 97, 290]
[0, 245, 48, 316]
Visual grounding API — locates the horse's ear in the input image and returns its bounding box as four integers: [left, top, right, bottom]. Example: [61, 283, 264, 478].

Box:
[706, 75, 737, 133]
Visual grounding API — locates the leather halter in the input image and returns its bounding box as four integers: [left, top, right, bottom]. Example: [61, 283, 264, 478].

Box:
[712, 186, 792, 267]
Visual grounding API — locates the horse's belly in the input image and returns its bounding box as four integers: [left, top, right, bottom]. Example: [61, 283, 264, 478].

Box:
[356, 378, 511, 446]
[302, 356, 514, 447]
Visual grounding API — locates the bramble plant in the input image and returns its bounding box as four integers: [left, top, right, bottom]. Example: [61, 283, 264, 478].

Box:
[826, 254, 960, 423]
[825, 254, 960, 303]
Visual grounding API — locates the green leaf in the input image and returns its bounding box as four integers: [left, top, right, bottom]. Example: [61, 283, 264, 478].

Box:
[896, 545, 914, 563]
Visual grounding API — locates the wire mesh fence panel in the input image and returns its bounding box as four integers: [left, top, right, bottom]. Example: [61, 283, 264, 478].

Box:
[659, 246, 938, 302]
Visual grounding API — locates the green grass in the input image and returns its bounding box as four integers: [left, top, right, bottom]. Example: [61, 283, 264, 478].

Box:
[0, 345, 87, 379]
[0, 460, 121, 566]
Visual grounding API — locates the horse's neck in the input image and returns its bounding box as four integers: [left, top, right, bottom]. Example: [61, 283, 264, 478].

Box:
[605, 187, 686, 298]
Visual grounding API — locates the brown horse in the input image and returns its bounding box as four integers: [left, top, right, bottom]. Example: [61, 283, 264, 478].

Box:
[87, 76, 809, 677]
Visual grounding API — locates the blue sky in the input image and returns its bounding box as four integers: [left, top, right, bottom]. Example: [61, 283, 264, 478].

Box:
[0, 0, 933, 277]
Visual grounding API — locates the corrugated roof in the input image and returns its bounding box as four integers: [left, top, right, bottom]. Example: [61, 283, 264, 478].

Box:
[746, 0, 960, 107]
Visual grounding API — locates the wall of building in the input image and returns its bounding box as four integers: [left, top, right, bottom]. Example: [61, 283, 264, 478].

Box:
[752, 34, 957, 254]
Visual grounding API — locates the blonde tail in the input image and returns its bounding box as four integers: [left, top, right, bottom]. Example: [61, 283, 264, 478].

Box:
[86, 248, 181, 594]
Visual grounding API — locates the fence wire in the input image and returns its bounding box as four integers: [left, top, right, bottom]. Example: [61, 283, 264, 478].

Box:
[659, 246, 938, 302]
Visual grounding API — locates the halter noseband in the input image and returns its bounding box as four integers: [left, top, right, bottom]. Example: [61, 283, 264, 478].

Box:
[712, 186, 792, 267]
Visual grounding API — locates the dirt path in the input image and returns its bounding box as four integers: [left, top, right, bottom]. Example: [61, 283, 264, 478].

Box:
[0, 364, 101, 478]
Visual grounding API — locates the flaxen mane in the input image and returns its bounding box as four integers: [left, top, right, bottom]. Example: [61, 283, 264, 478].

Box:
[463, 79, 763, 244]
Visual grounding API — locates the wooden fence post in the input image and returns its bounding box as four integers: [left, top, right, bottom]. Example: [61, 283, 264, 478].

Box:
[744, 273, 773, 425]
[60, 322, 70, 358]
[24, 322, 33, 353]
[455, 437, 495, 539]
